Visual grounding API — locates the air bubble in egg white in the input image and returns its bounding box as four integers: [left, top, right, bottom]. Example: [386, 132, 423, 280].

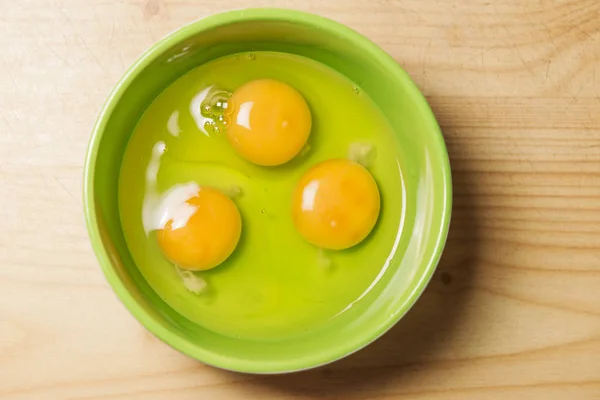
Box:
[217, 114, 231, 126]
[201, 104, 213, 117]
[208, 91, 231, 117]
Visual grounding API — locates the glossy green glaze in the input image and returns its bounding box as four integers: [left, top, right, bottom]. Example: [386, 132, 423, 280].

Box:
[83, 8, 452, 373]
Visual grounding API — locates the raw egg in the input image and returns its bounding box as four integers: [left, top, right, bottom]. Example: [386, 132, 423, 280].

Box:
[226, 79, 311, 166]
[157, 187, 242, 271]
[292, 159, 380, 250]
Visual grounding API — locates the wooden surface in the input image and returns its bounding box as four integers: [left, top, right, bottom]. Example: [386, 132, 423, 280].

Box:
[1, 0, 600, 399]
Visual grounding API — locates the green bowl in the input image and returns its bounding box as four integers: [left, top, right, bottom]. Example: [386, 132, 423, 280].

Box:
[84, 8, 452, 373]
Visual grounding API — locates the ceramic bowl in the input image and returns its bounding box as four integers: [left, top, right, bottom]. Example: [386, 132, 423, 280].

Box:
[83, 8, 452, 373]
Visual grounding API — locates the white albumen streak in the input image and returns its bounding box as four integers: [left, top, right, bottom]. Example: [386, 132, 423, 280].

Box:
[140, 141, 207, 294]
[167, 110, 181, 137]
[348, 142, 374, 167]
[143, 183, 200, 233]
[141, 141, 200, 233]
[176, 268, 207, 294]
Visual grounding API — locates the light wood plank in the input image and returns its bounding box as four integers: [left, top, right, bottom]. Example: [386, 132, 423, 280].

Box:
[1, 0, 599, 399]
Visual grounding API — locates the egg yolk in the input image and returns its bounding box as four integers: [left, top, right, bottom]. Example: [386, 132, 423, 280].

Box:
[292, 159, 380, 250]
[226, 79, 311, 166]
[157, 187, 242, 271]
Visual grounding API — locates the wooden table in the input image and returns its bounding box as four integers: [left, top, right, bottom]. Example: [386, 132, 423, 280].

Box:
[2, 1, 599, 399]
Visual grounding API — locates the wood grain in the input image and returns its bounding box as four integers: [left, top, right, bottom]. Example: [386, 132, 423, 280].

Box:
[1, 0, 599, 399]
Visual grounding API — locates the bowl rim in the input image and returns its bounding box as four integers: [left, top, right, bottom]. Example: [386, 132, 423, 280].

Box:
[83, 8, 452, 374]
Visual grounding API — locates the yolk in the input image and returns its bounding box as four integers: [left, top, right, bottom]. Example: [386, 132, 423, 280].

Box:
[292, 159, 380, 250]
[226, 79, 311, 166]
[157, 187, 242, 271]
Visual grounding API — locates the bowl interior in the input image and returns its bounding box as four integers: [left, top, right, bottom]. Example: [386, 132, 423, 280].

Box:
[85, 9, 451, 373]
